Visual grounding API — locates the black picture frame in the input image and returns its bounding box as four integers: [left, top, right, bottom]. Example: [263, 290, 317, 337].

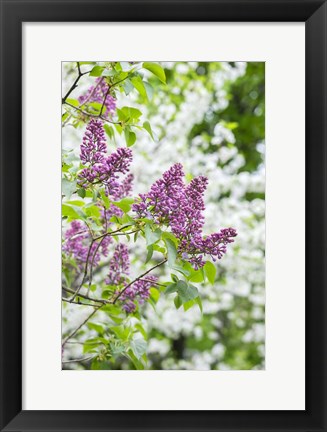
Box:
[0, 0, 326, 431]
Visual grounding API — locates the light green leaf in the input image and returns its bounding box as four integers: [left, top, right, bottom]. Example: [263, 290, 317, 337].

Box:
[62, 204, 84, 220]
[130, 338, 147, 359]
[143, 121, 154, 140]
[144, 224, 162, 246]
[143, 62, 166, 83]
[62, 178, 76, 199]
[89, 66, 104, 76]
[131, 75, 148, 101]
[122, 79, 134, 95]
[104, 124, 115, 140]
[100, 190, 110, 209]
[127, 350, 145, 370]
[204, 261, 217, 285]
[112, 197, 134, 213]
[66, 98, 79, 107]
[150, 287, 160, 304]
[164, 238, 177, 268]
[124, 127, 137, 147]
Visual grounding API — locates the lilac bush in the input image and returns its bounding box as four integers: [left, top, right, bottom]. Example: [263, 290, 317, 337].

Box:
[61, 61, 241, 370]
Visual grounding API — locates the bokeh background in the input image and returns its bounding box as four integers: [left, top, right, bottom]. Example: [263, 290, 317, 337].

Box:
[62, 61, 265, 370]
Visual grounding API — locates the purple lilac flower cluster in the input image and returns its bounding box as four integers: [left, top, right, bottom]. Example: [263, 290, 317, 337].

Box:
[133, 163, 237, 269]
[80, 118, 107, 164]
[63, 220, 111, 269]
[106, 243, 130, 285]
[78, 120, 133, 199]
[120, 275, 158, 313]
[78, 77, 116, 118]
[104, 241, 158, 313]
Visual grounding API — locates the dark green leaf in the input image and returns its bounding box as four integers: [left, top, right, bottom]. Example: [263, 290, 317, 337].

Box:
[145, 245, 154, 264]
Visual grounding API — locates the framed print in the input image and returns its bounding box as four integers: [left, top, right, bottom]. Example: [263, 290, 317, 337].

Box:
[0, 1, 326, 431]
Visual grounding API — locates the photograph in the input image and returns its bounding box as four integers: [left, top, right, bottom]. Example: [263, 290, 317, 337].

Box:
[61, 61, 265, 370]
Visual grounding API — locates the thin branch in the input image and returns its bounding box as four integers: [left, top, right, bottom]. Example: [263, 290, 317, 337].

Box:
[62, 62, 91, 104]
[93, 225, 137, 241]
[62, 355, 95, 364]
[62, 286, 109, 305]
[99, 84, 111, 117]
[62, 305, 103, 347]
[62, 297, 98, 307]
[64, 102, 120, 124]
[113, 259, 167, 304]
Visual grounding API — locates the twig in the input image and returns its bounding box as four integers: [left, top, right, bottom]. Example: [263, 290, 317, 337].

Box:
[62, 62, 91, 104]
[113, 259, 167, 304]
[93, 225, 137, 241]
[62, 355, 95, 364]
[62, 286, 109, 305]
[99, 85, 111, 117]
[64, 102, 120, 124]
[62, 297, 99, 307]
[62, 305, 103, 347]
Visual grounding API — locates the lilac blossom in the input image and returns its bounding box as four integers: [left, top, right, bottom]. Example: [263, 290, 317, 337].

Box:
[63, 220, 111, 269]
[78, 77, 116, 117]
[106, 243, 130, 286]
[133, 163, 237, 269]
[80, 118, 107, 164]
[78, 134, 133, 199]
[120, 275, 158, 313]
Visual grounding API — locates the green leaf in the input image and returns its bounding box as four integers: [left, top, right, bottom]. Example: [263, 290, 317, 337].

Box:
[77, 188, 86, 198]
[127, 350, 145, 370]
[144, 224, 162, 246]
[150, 287, 160, 304]
[112, 197, 134, 213]
[62, 178, 76, 199]
[89, 65, 104, 76]
[143, 62, 166, 83]
[131, 76, 148, 100]
[162, 231, 179, 246]
[174, 295, 182, 309]
[143, 81, 154, 100]
[165, 282, 178, 295]
[204, 261, 217, 285]
[62, 204, 84, 220]
[130, 338, 147, 359]
[122, 79, 134, 95]
[124, 127, 137, 147]
[183, 296, 202, 313]
[100, 190, 110, 209]
[85, 204, 101, 219]
[87, 322, 104, 335]
[172, 265, 190, 277]
[66, 98, 79, 107]
[164, 238, 177, 267]
[176, 280, 199, 303]
[104, 124, 115, 140]
[145, 245, 154, 264]
[143, 121, 154, 140]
